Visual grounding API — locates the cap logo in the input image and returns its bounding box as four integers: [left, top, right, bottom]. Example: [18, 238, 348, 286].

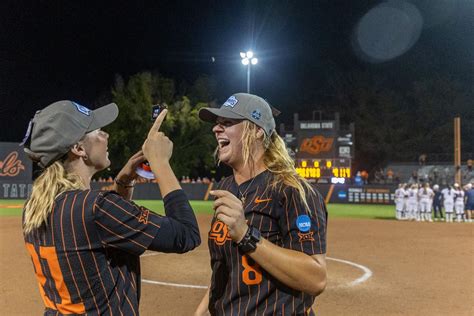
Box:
[20, 119, 33, 146]
[72, 102, 91, 116]
[251, 110, 261, 120]
[296, 215, 311, 232]
[223, 96, 238, 108]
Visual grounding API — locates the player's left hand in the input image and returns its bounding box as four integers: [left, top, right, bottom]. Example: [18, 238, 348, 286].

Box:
[210, 190, 248, 243]
[116, 150, 146, 183]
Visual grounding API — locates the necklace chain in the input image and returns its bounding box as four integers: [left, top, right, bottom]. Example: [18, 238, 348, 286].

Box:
[238, 176, 257, 204]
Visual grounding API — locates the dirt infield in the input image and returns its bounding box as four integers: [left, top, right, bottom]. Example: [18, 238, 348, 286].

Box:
[1, 214, 472, 315]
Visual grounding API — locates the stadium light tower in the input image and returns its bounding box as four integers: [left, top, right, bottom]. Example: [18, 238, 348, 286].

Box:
[240, 51, 258, 93]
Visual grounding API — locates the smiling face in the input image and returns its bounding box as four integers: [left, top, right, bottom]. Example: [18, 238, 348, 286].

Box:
[212, 117, 245, 169]
[81, 129, 111, 171]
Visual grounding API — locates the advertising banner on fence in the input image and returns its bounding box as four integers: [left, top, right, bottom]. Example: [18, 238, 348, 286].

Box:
[0, 142, 33, 198]
[318, 184, 397, 204]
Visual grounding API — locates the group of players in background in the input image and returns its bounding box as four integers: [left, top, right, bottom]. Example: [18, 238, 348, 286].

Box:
[394, 182, 474, 222]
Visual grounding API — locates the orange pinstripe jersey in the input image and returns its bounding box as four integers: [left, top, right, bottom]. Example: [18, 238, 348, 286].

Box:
[208, 171, 327, 315]
[24, 190, 164, 315]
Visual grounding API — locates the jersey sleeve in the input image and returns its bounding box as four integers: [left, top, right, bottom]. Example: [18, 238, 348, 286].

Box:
[93, 191, 163, 256]
[148, 189, 201, 253]
[278, 186, 327, 255]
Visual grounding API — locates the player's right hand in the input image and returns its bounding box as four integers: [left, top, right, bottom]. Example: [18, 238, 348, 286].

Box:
[210, 190, 248, 243]
[142, 109, 173, 165]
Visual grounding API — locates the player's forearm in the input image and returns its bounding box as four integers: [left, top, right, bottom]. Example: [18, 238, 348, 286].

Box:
[113, 177, 135, 200]
[249, 238, 327, 296]
[150, 161, 181, 197]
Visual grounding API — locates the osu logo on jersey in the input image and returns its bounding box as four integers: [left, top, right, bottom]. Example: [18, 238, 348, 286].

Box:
[209, 220, 231, 245]
[138, 206, 149, 224]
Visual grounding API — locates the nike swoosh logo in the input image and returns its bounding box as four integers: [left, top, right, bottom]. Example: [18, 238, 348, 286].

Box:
[255, 198, 272, 204]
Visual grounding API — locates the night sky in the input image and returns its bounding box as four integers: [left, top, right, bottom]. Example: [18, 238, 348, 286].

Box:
[1, 0, 473, 142]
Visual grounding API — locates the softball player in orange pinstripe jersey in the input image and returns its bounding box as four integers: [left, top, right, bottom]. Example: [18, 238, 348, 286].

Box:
[195, 93, 327, 315]
[21, 100, 200, 315]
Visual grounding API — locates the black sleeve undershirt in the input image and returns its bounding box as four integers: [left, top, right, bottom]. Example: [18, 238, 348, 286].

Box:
[147, 189, 201, 253]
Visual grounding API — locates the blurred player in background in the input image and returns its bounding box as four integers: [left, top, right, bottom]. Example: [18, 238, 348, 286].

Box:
[394, 183, 405, 220]
[453, 183, 465, 222]
[418, 183, 434, 222]
[441, 185, 455, 222]
[432, 184, 444, 221]
[407, 183, 418, 221]
[464, 183, 474, 222]
[403, 184, 410, 220]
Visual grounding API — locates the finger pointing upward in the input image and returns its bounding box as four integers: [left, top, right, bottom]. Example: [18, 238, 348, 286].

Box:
[148, 108, 168, 137]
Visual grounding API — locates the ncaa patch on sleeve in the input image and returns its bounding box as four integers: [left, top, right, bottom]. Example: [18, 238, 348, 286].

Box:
[296, 215, 311, 232]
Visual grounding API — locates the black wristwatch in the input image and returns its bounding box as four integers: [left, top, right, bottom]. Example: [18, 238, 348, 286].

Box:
[237, 226, 261, 253]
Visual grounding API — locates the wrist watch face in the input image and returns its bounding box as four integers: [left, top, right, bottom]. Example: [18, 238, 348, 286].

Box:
[250, 226, 261, 241]
[240, 227, 261, 253]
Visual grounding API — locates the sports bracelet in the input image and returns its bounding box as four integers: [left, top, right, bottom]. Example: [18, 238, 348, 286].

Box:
[114, 177, 135, 188]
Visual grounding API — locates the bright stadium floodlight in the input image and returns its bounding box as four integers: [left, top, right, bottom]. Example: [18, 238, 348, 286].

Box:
[240, 50, 258, 93]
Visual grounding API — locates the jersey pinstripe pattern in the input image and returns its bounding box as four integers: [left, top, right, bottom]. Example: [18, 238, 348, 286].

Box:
[24, 189, 165, 316]
[208, 171, 328, 315]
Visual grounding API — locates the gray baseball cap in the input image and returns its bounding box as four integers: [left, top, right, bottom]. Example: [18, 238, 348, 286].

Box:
[22, 100, 118, 168]
[199, 93, 280, 136]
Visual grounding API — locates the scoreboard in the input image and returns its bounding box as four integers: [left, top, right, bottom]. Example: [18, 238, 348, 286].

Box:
[281, 112, 354, 184]
[295, 158, 351, 183]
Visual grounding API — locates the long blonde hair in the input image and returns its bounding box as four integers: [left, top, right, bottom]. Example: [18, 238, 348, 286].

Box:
[23, 161, 85, 235]
[240, 121, 315, 213]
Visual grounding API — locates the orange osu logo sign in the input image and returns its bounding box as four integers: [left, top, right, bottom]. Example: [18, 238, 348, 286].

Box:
[0, 152, 25, 177]
[209, 220, 231, 245]
[300, 136, 334, 155]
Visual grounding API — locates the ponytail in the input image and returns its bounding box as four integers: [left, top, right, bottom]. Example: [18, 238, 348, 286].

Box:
[23, 161, 85, 235]
[240, 121, 315, 213]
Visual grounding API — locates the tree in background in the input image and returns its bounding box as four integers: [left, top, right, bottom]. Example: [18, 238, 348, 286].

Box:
[188, 75, 218, 105]
[103, 71, 216, 179]
[165, 97, 216, 178]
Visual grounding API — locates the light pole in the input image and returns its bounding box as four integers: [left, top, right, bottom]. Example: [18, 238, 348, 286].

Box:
[240, 51, 258, 93]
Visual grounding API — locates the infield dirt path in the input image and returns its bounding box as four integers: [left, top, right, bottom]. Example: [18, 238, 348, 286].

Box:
[1, 215, 472, 315]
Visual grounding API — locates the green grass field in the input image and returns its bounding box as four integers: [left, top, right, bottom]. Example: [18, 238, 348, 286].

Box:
[0, 199, 395, 219]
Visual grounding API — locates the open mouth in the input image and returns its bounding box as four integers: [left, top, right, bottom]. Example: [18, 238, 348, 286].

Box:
[218, 138, 230, 149]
